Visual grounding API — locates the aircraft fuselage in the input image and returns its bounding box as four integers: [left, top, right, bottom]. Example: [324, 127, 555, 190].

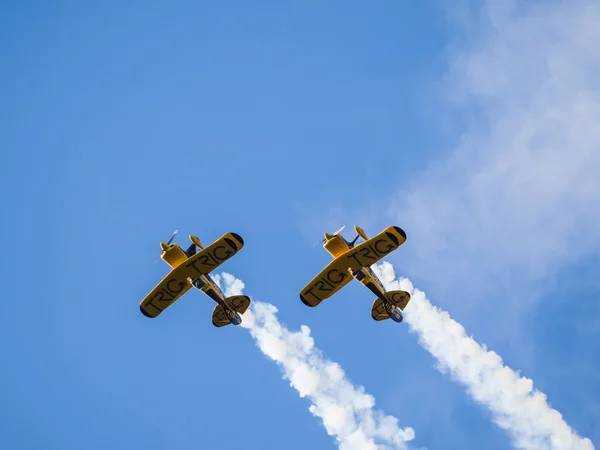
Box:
[159, 243, 228, 305]
[323, 233, 388, 301]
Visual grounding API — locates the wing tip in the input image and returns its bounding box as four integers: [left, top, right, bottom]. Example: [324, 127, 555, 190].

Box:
[139, 305, 155, 318]
[393, 226, 407, 241]
[300, 293, 316, 307]
[230, 232, 244, 247]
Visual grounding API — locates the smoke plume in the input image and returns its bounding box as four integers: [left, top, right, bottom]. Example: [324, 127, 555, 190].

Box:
[216, 272, 416, 450]
[373, 262, 594, 450]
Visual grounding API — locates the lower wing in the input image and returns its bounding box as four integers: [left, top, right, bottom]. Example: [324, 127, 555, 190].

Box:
[140, 277, 193, 318]
[299, 256, 353, 307]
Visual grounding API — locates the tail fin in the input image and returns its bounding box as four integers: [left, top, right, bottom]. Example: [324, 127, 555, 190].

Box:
[223, 295, 251, 314]
[385, 290, 411, 310]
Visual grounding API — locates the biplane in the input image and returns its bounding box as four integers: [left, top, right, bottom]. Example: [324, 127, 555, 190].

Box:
[300, 225, 411, 323]
[139, 230, 251, 327]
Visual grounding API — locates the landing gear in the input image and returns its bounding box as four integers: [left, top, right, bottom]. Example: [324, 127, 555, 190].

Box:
[192, 277, 206, 290]
[350, 269, 366, 281]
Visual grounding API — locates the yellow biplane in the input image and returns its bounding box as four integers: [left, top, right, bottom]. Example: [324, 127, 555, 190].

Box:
[139, 230, 251, 327]
[300, 225, 411, 323]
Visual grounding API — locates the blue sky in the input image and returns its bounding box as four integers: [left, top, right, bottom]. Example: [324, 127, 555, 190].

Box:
[1, 1, 598, 449]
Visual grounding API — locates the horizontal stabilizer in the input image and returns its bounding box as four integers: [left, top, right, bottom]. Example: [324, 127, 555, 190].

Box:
[211, 304, 242, 327]
[212, 305, 231, 327]
[371, 298, 390, 321]
[385, 290, 411, 310]
[224, 295, 251, 314]
[371, 297, 404, 323]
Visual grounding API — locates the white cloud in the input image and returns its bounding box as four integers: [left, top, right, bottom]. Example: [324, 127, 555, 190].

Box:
[220, 273, 416, 450]
[374, 261, 594, 450]
[391, 0, 600, 303]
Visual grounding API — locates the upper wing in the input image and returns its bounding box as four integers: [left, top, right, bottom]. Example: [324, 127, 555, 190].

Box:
[299, 226, 406, 307]
[139, 232, 244, 318]
[180, 232, 245, 277]
[339, 226, 406, 272]
[224, 295, 251, 314]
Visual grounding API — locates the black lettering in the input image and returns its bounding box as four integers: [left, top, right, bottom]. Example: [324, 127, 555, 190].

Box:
[359, 247, 377, 261]
[314, 280, 333, 293]
[153, 291, 171, 304]
[186, 259, 204, 275]
[213, 245, 233, 262]
[160, 288, 174, 301]
[304, 287, 321, 303]
[167, 278, 186, 294]
[326, 269, 347, 285]
[321, 277, 335, 289]
[346, 251, 363, 267]
[144, 298, 163, 313]
[368, 243, 380, 258]
[207, 251, 220, 266]
[374, 239, 394, 255]
[198, 254, 214, 268]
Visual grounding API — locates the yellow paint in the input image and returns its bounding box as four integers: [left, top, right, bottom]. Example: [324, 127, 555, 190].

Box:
[300, 225, 408, 324]
[139, 232, 249, 324]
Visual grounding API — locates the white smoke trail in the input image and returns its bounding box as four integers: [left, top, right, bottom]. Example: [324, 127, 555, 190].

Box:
[373, 262, 594, 450]
[216, 272, 416, 450]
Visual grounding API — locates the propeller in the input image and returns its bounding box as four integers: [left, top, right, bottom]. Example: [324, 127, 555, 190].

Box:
[316, 225, 346, 246]
[166, 229, 179, 245]
[332, 225, 346, 236]
[155, 229, 179, 262]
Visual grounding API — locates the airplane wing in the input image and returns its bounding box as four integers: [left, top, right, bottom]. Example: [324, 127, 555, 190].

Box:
[299, 256, 354, 307]
[340, 226, 406, 272]
[139, 232, 245, 318]
[181, 232, 245, 277]
[299, 226, 406, 307]
[140, 275, 193, 318]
